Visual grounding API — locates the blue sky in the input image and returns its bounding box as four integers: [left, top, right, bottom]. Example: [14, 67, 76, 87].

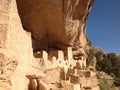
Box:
[87, 0, 120, 54]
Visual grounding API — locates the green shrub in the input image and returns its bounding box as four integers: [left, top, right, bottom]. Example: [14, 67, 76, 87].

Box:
[99, 78, 115, 90]
[87, 48, 95, 65]
[87, 47, 120, 86]
[96, 52, 120, 78]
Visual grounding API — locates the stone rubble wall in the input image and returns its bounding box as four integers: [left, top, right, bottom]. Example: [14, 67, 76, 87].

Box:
[0, 0, 38, 90]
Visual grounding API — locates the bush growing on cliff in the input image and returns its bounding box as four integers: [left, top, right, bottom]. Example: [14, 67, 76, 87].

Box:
[95, 52, 120, 87]
[95, 52, 120, 77]
[87, 47, 120, 76]
[109, 53, 120, 78]
[99, 78, 115, 90]
[87, 48, 95, 65]
[96, 56, 113, 74]
[87, 47, 120, 86]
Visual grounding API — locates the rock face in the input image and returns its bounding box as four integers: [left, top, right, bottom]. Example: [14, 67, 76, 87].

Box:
[0, 0, 43, 89]
[0, 0, 95, 90]
[16, 0, 94, 56]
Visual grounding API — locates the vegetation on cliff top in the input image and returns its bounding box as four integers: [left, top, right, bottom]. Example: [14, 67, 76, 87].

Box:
[87, 47, 120, 88]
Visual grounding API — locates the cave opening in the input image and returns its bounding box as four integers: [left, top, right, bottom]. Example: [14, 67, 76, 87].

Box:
[16, 0, 70, 53]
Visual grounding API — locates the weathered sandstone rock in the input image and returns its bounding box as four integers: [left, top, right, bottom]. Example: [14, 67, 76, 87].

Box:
[0, 0, 94, 90]
[0, 0, 44, 90]
[16, 0, 94, 56]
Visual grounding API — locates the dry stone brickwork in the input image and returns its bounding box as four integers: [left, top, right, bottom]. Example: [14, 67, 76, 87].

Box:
[0, 24, 8, 48]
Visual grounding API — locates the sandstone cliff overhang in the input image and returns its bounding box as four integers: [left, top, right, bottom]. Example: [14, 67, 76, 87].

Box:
[0, 0, 95, 90]
[16, 0, 94, 54]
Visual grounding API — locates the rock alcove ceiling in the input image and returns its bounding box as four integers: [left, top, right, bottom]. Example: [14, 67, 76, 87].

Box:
[16, 0, 94, 56]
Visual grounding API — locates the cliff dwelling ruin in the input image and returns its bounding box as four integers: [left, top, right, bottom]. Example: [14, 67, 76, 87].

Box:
[0, 0, 100, 90]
